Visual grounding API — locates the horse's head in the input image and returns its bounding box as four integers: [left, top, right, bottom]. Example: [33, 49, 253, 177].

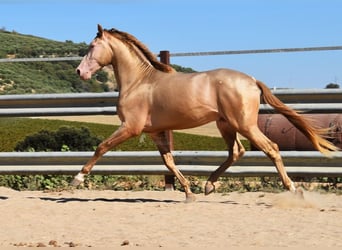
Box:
[76, 24, 113, 80]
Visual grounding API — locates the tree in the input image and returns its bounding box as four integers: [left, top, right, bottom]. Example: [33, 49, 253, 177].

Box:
[325, 83, 340, 89]
[171, 64, 197, 73]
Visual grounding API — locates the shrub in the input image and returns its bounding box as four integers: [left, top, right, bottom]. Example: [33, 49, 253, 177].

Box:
[15, 126, 102, 152]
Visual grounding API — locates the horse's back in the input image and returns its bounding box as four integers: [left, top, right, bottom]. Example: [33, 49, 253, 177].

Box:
[150, 67, 260, 114]
[201, 68, 261, 101]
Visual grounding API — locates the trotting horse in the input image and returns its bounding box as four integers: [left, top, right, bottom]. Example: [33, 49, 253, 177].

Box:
[73, 24, 338, 202]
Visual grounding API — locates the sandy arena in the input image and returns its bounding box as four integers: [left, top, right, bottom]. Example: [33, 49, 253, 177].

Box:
[0, 187, 341, 248]
[6, 117, 340, 247]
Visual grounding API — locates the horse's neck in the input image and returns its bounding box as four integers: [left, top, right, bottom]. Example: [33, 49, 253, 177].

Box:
[111, 43, 155, 93]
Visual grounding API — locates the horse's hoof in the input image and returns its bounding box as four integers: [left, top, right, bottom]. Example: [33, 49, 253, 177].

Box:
[295, 187, 304, 199]
[70, 178, 81, 187]
[185, 193, 196, 203]
[70, 173, 85, 186]
[204, 181, 215, 196]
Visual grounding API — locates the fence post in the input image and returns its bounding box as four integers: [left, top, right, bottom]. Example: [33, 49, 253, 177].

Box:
[159, 50, 175, 191]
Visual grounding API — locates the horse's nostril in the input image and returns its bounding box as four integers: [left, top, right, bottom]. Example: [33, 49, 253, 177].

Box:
[76, 69, 81, 75]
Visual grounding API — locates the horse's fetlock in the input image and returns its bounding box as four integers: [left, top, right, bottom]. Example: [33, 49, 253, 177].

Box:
[289, 181, 296, 192]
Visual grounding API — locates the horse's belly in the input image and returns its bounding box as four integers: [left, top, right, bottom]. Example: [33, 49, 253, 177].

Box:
[144, 109, 218, 132]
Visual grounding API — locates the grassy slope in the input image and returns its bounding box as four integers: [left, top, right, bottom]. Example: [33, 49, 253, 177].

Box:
[0, 30, 111, 94]
[0, 30, 193, 94]
[0, 30, 87, 58]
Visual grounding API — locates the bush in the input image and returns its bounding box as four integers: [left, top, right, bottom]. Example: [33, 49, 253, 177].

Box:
[15, 126, 102, 152]
[95, 70, 108, 83]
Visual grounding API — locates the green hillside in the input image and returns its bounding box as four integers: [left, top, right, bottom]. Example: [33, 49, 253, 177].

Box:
[0, 29, 112, 94]
[0, 29, 87, 58]
[0, 29, 197, 95]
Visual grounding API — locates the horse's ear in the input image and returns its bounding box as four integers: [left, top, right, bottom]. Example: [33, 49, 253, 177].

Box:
[97, 24, 104, 37]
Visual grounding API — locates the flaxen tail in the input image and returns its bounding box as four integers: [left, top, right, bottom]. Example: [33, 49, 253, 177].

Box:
[256, 80, 339, 156]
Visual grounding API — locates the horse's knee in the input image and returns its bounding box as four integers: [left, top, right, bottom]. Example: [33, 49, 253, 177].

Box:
[95, 137, 122, 156]
[162, 152, 175, 166]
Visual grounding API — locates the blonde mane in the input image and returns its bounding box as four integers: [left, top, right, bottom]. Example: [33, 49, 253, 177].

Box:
[104, 28, 174, 73]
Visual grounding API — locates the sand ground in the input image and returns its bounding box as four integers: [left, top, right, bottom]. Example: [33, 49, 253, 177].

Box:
[15, 116, 340, 248]
[0, 188, 341, 248]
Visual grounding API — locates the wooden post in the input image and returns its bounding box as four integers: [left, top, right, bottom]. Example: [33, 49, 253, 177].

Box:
[159, 50, 170, 65]
[159, 50, 175, 191]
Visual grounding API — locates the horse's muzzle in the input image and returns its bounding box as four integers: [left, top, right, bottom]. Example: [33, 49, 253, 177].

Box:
[76, 68, 91, 80]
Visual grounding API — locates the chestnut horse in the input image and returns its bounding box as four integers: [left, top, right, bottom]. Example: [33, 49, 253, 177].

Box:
[73, 24, 338, 202]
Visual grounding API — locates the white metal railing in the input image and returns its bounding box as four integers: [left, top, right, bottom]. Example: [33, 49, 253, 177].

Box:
[0, 151, 341, 177]
[0, 89, 341, 177]
[0, 89, 341, 117]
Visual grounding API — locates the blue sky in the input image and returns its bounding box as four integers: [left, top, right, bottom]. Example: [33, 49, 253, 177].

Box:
[1, 0, 342, 88]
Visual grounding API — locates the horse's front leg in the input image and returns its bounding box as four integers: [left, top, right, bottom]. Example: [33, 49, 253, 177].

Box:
[149, 131, 196, 203]
[71, 124, 136, 186]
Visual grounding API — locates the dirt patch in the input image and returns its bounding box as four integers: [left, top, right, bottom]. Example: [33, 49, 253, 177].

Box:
[0, 188, 340, 247]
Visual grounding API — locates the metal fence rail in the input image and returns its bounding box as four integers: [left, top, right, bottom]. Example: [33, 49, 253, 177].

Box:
[0, 151, 341, 177]
[0, 89, 341, 117]
[0, 92, 118, 116]
[1, 45, 342, 63]
[0, 89, 341, 178]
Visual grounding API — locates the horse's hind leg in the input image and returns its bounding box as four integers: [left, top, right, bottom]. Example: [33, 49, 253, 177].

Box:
[149, 131, 195, 202]
[205, 120, 245, 195]
[241, 125, 297, 193]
